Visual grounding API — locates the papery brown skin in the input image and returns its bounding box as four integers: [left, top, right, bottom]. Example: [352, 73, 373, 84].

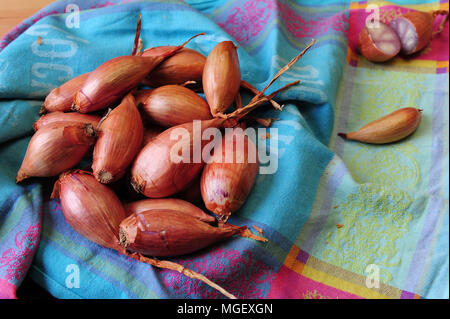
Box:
[202, 41, 241, 116]
[124, 198, 215, 223]
[137, 85, 212, 127]
[92, 93, 143, 184]
[51, 170, 126, 250]
[42, 72, 90, 113]
[130, 118, 224, 198]
[338, 107, 422, 144]
[119, 209, 243, 257]
[142, 47, 206, 87]
[358, 22, 401, 62]
[201, 129, 259, 219]
[73, 48, 181, 113]
[16, 123, 96, 183]
[33, 111, 101, 131]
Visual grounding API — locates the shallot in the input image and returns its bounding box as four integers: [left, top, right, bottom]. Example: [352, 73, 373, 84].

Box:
[136, 85, 212, 127]
[73, 34, 204, 113]
[359, 21, 402, 62]
[119, 209, 246, 257]
[203, 41, 241, 116]
[390, 10, 449, 55]
[338, 107, 422, 144]
[51, 170, 126, 250]
[92, 93, 143, 184]
[16, 123, 96, 182]
[130, 117, 224, 198]
[41, 72, 90, 114]
[141, 47, 206, 87]
[201, 128, 259, 220]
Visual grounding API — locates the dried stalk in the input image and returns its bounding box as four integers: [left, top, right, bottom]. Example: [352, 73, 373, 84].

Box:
[241, 80, 282, 110]
[131, 14, 142, 56]
[125, 251, 237, 299]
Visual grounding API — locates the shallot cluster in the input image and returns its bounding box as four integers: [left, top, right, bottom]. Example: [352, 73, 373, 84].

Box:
[16, 15, 315, 298]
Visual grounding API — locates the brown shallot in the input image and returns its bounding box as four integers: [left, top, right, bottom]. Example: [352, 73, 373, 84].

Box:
[141, 47, 206, 87]
[119, 209, 257, 257]
[16, 123, 96, 183]
[338, 107, 422, 144]
[359, 21, 402, 62]
[73, 34, 204, 113]
[201, 128, 259, 221]
[130, 117, 224, 198]
[136, 85, 212, 127]
[202, 41, 241, 116]
[41, 72, 90, 114]
[33, 111, 100, 131]
[92, 93, 143, 184]
[51, 170, 127, 250]
[390, 10, 449, 55]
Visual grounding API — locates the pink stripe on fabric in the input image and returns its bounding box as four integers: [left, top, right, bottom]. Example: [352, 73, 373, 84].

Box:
[0, 278, 17, 299]
[267, 265, 362, 299]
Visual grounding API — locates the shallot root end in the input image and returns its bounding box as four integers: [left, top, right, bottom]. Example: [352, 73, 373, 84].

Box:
[131, 177, 145, 194]
[96, 170, 113, 184]
[15, 171, 28, 183]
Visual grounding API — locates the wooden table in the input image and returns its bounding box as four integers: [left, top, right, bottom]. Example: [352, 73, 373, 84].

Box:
[0, 0, 54, 39]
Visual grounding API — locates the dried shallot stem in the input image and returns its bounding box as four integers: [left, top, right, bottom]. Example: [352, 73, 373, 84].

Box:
[241, 80, 282, 110]
[222, 39, 315, 122]
[238, 228, 268, 242]
[131, 14, 142, 56]
[138, 32, 205, 58]
[124, 251, 237, 299]
[252, 225, 264, 235]
[136, 38, 143, 55]
[178, 32, 206, 48]
[432, 10, 449, 35]
[249, 38, 315, 104]
[229, 80, 300, 121]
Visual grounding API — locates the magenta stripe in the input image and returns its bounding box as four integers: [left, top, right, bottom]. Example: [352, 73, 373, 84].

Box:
[0, 278, 16, 299]
[400, 290, 415, 299]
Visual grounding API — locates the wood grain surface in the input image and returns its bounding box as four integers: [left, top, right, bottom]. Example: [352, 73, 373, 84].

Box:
[0, 0, 54, 39]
